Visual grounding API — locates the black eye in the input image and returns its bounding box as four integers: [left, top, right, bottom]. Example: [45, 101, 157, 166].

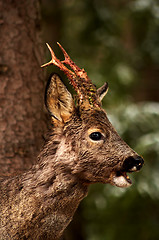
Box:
[89, 132, 103, 141]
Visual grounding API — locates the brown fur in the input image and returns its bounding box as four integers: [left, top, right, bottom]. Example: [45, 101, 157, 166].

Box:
[0, 55, 143, 239]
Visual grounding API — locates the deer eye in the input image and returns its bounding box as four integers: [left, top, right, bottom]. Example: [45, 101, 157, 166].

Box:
[89, 132, 103, 141]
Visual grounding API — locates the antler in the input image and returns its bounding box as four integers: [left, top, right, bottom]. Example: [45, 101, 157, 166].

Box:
[57, 42, 89, 81]
[41, 43, 101, 109]
[41, 43, 79, 93]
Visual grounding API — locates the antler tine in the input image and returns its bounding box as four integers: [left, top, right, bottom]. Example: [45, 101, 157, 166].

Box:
[57, 42, 89, 81]
[57, 42, 81, 72]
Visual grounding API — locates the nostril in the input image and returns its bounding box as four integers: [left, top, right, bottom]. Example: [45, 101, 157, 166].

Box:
[134, 156, 144, 170]
[122, 156, 144, 172]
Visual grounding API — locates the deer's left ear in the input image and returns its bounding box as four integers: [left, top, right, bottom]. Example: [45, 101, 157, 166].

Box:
[97, 82, 109, 101]
[45, 73, 75, 124]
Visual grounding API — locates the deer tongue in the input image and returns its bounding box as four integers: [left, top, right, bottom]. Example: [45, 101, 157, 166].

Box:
[112, 171, 132, 188]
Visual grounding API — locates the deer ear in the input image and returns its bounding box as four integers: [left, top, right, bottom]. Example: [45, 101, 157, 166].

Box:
[97, 82, 109, 101]
[45, 73, 74, 123]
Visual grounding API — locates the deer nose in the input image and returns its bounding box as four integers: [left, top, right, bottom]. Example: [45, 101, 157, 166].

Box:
[122, 156, 144, 172]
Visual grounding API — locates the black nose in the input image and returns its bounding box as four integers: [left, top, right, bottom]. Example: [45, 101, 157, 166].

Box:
[122, 156, 144, 172]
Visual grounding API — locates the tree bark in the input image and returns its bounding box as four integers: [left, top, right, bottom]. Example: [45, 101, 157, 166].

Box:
[0, 0, 46, 178]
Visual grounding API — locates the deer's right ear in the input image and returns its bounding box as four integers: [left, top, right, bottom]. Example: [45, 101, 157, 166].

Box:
[45, 74, 75, 123]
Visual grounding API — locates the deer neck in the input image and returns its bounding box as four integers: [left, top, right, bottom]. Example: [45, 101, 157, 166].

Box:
[32, 136, 88, 199]
[22, 136, 88, 239]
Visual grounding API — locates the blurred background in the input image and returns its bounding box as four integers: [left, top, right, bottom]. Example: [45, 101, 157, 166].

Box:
[41, 0, 159, 239]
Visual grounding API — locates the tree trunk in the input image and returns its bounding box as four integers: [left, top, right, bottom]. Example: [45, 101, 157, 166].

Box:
[0, 0, 46, 178]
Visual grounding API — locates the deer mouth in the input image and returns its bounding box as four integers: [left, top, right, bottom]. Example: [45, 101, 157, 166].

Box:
[111, 155, 144, 188]
[112, 171, 132, 188]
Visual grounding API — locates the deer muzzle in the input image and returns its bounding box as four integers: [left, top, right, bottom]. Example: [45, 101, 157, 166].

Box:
[122, 156, 144, 172]
[112, 155, 144, 188]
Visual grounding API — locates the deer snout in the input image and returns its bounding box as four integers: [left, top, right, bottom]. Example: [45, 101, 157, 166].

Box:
[122, 155, 144, 172]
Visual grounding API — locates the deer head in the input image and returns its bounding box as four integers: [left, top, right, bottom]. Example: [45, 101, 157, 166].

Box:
[42, 43, 144, 188]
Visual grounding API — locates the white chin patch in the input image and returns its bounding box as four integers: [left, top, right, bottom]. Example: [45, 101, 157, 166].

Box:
[112, 175, 132, 188]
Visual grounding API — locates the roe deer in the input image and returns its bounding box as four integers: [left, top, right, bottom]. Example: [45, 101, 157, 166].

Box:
[0, 43, 144, 240]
